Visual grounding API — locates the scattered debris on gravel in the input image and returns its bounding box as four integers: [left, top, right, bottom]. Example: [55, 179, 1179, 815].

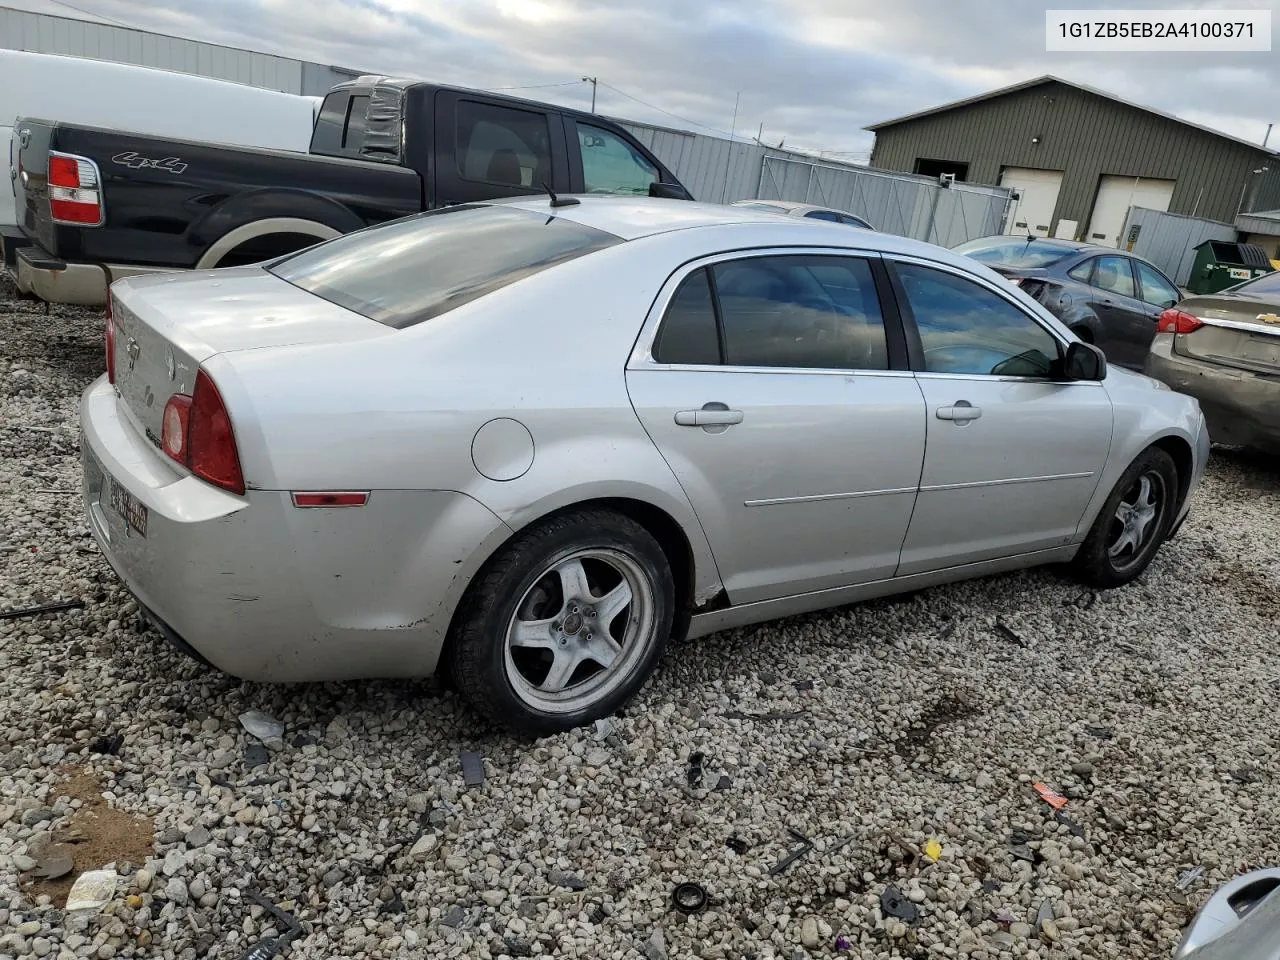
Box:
[2, 281, 1279, 958]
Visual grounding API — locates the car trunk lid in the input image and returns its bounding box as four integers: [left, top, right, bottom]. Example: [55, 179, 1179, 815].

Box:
[109, 266, 393, 446]
[1174, 293, 1280, 376]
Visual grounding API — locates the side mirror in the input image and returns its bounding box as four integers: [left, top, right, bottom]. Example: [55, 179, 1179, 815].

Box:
[649, 181, 693, 201]
[1063, 340, 1106, 381]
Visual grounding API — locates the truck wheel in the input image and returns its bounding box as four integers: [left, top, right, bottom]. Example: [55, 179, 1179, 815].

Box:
[447, 508, 674, 736]
[1071, 447, 1178, 588]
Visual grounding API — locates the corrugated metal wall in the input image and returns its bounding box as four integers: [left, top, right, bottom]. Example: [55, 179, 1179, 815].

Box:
[0, 5, 304, 92]
[869, 80, 1273, 235]
[1120, 206, 1239, 286]
[620, 120, 1012, 247]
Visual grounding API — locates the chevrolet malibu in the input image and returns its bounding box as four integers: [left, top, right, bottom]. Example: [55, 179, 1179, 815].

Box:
[82, 197, 1210, 734]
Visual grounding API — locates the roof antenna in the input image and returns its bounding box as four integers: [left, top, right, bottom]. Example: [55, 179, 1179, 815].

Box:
[542, 181, 579, 208]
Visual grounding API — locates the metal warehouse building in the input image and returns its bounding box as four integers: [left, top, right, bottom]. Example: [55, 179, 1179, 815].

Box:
[866, 76, 1280, 250]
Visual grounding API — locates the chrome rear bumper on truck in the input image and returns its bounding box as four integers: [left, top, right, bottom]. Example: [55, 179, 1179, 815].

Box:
[11, 243, 176, 306]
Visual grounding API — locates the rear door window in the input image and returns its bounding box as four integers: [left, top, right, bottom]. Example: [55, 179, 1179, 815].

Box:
[1092, 256, 1137, 299]
[712, 255, 889, 370]
[269, 205, 621, 328]
[652, 269, 720, 365]
[457, 102, 553, 190]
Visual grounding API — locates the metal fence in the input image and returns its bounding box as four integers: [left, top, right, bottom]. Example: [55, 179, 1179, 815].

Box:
[618, 120, 1013, 249]
[1119, 206, 1238, 287]
[758, 155, 1011, 248]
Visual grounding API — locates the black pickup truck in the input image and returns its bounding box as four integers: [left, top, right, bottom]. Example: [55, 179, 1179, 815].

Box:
[10, 76, 692, 305]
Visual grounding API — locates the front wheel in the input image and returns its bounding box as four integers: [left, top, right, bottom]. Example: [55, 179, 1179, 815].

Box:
[447, 508, 675, 736]
[1071, 447, 1178, 588]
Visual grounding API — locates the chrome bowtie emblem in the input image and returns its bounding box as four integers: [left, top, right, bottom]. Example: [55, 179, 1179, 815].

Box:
[165, 346, 176, 381]
[126, 337, 140, 371]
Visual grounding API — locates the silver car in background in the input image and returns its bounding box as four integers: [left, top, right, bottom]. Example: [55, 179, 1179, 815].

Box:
[81, 197, 1208, 734]
[1175, 868, 1280, 959]
[730, 198, 876, 229]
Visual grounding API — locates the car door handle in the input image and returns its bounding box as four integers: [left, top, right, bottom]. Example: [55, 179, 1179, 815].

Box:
[936, 402, 982, 422]
[675, 404, 743, 427]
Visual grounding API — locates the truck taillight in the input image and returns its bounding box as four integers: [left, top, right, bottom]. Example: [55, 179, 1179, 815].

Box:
[1157, 309, 1203, 335]
[48, 150, 104, 226]
[160, 370, 245, 496]
[105, 297, 116, 384]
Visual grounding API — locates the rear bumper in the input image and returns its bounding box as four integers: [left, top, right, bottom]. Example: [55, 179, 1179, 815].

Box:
[1145, 334, 1280, 453]
[13, 242, 178, 306]
[80, 375, 512, 682]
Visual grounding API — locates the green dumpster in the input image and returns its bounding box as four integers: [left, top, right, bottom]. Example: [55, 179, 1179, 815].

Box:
[1187, 240, 1273, 295]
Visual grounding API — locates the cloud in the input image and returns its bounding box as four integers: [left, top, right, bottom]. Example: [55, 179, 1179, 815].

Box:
[37, 0, 1280, 157]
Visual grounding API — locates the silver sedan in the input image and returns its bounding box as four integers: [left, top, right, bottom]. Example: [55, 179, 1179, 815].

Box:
[81, 197, 1209, 734]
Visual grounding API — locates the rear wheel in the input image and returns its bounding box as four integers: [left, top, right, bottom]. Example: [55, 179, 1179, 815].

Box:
[1071, 447, 1178, 588]
[447, 508, 674, 736]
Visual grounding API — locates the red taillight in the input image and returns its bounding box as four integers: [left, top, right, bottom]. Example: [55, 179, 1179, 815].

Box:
[1157, 309, 1203, 335]
[47, 150, 104, 226]
[104, 298, 116, 384]
[160, 370, 245, 496]
[49, 154, 81, 187]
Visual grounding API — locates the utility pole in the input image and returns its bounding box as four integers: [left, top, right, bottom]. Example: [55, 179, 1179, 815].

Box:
[1265, 122, 1274, 148]
[719, 92, 740, 204]
[582, 76, 597, 113]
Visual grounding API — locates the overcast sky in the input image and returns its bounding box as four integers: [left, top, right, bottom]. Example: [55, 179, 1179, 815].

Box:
[31, 0, 1280, 158]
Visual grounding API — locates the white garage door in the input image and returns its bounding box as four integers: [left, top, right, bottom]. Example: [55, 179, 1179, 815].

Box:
[1000, 168, 1064, 238]
[1086, 175, 1176, 248]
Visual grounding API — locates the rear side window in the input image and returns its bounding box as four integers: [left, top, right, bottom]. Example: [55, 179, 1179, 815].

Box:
[342, 95, 370, 152]
[311, 93, 348, 155]
[457, 102, 552, 189]
[269, 206, 621, 328]
[653, 269, 720, 364]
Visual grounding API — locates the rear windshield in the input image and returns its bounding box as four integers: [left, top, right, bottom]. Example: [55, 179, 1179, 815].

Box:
[953, 236, 1076, 269]
[1228, 270, 1280, 295]
[268, 205, 622, 328]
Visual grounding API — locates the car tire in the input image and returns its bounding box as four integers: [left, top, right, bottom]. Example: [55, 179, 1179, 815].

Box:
[1071, 447, 1178, 588]
[446, 508, 675, 736]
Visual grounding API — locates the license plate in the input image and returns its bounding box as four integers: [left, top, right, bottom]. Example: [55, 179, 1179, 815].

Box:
[108, 479, 148, 537]
[1241, 335, 1280, 368]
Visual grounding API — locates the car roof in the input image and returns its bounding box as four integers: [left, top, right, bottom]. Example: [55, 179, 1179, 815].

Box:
[480, 196, 979, 266]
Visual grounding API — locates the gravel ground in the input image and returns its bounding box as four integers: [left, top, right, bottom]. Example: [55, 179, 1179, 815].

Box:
[1, 281, 1279, 960]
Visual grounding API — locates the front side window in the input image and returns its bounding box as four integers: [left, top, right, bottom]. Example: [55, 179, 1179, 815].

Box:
[1135, 261, 1180, 307]
[1092, 256, 1137, 298]
[457, 102, 552, 188]
[269, 205, 620, 329]
[896, 262, 1060, 377]
[712, 255, 888, 370]
[578, 123, 659, 196]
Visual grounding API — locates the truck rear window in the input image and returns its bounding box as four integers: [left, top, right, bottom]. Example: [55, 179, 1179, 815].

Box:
[267, 205, 622, 328]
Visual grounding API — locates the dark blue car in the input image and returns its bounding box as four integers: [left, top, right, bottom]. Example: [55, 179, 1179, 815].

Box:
[953, 235, 1183, 369]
